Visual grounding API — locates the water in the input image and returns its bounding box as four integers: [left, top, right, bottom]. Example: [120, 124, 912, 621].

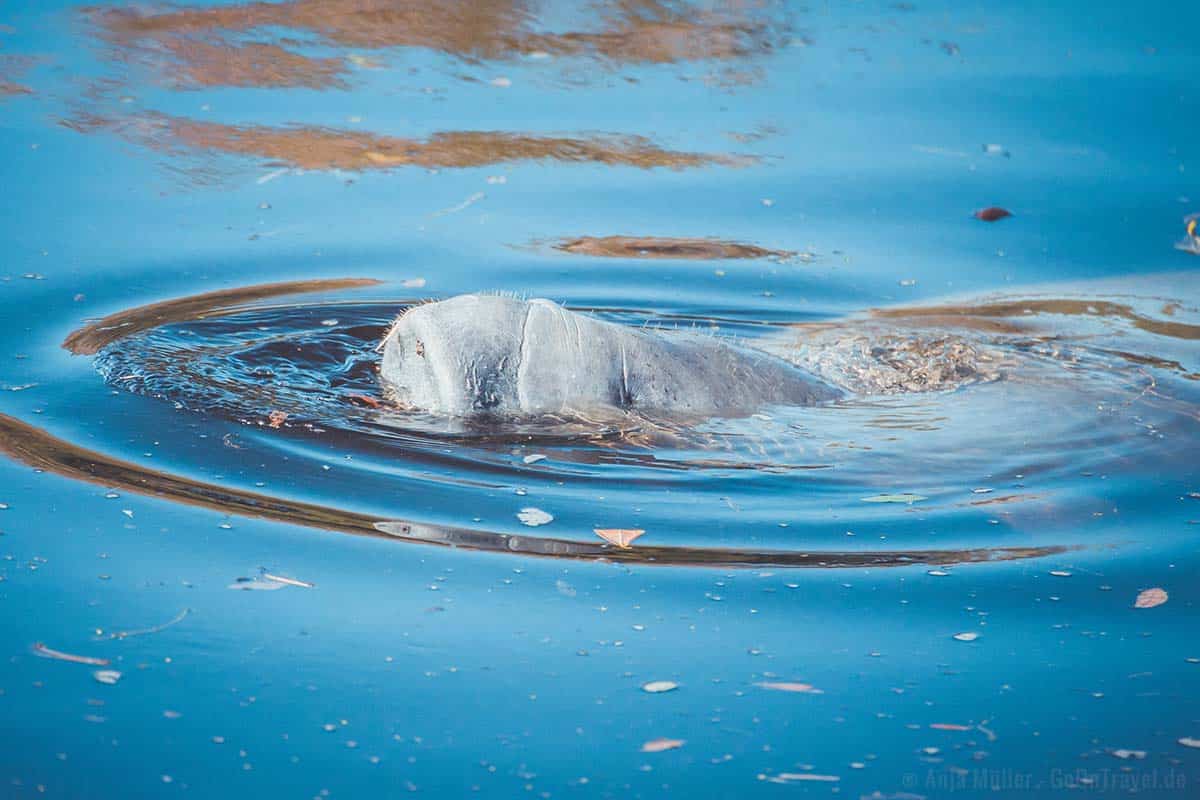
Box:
[1, 1, 1199, 797]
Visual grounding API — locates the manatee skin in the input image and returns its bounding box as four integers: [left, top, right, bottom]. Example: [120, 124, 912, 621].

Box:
[379, 294, 841, 417]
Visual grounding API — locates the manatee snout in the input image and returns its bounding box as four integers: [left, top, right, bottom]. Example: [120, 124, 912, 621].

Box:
[379, 294, 841, 418]
[380, 294, 528, 415]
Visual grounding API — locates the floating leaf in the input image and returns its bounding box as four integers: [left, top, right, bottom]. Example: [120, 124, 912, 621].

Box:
[347, 393, 383, 409]
[93, 670, 122, 685]
[641, 738, 685, 753]
[1134, 587, 1168, 609]
[1111, 749, 1145, 760]
[594, 528, 645, 548]
[974, 206, 1012, 222]
[755, 681, 821, 694]
[861, 493, 927, 504]
[517, 507, 553, 527]
[641, 680, 678, 693]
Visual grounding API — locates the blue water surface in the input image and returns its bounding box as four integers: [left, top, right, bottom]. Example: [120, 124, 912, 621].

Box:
[1, 1, 1199, 798]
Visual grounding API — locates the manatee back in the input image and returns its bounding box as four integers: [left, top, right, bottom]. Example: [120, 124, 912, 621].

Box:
[621, 332, 843, 413]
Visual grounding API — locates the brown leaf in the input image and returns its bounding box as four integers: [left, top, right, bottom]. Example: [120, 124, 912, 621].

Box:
[974, 206, 1012, 222]
[594, 528, 645, 548]
[1134, 587, 1168, 609]
[641, 738, 685, 753]
[347, 393, 383, 409]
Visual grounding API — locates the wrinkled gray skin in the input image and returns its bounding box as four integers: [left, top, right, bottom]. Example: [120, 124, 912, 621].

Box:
[380, 294, 842, 417]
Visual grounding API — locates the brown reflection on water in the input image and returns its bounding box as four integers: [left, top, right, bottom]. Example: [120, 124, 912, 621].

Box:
[64, 112, 741, 172]
[0, 412, 1067, 569]
[153, 38, 349, 90]
[0, 53, 35, 97]
[52, 279, 1072, 569]
[87, 0, 786, 90]
[553, 235, 792, 260]
[874, 298, 1200, 341]
[63, 278, 382, 355]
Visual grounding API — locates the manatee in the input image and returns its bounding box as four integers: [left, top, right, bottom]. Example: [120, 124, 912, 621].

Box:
[378, 294, 842, 417]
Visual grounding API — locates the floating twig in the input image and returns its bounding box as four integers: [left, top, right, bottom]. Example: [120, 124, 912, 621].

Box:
[96, 607, 191, 641]
[261, 572, 315, 588]
[33, 642, 110, 666]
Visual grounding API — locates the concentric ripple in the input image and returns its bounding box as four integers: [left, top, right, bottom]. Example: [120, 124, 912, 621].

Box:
[45, 278, 1199, 564]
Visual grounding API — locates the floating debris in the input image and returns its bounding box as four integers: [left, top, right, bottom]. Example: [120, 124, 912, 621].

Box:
[1179, 737, 1200, 748]
[1134, 587, 1168, 609]
[764, 773, 840, 784]
[953, 632, 980, 642]
[522, 454, 546, 465]
[262, 572, 315, 589]
[1049, 570, 1072, 577]
[92, 670, 122, 685]
[402, 278, 427, 289]
[516, 507, 553, 527]
[755, 681, 821, 694]
[347, 393, 383, 409]
[33, 642, 110, 666]
[593, 528, 645, 548]
[431, 190, 485, 218]
[641, 738, 685, 753]
[97, 607, 191, 640]
[641, 680, 678, 694]
[861, 493, 927, 504]
[228, 577, 286, 591]
[267, 410, 288, 428]
[1175, 214, 1200, 255]
[974, 206, 1012, 222]
[1111, 749, 1146, 760]
[929, 723, 973, 731]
